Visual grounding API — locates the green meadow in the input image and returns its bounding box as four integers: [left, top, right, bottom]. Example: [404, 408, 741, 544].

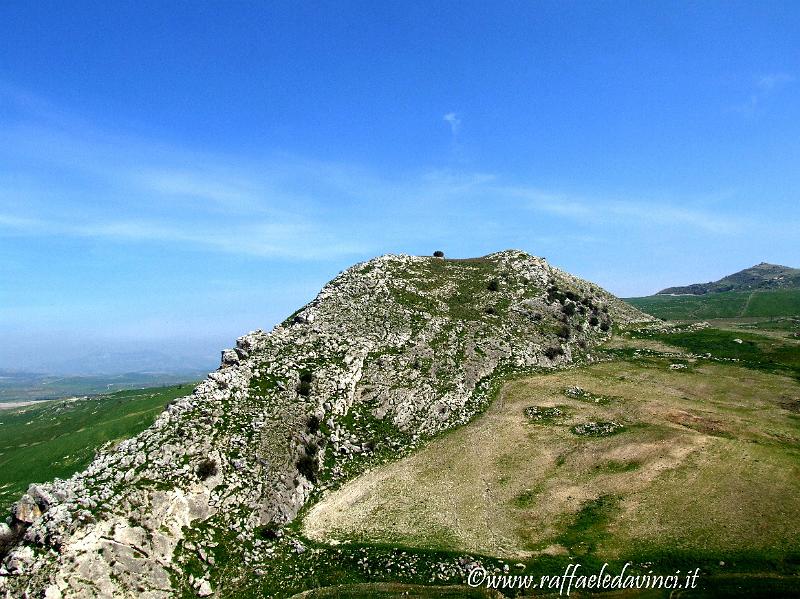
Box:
[0, 384, 193, 510]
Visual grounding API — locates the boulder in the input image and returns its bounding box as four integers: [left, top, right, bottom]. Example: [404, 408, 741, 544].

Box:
[12, 494, 41, 524]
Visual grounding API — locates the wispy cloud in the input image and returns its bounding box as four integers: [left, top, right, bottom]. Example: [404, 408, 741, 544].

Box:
[733, 72, 795, 114]
[756, 72, 795, 92]
[0, 212, 366, 260]
[503, 186, 745, 234]
[443, 112, 461, 135]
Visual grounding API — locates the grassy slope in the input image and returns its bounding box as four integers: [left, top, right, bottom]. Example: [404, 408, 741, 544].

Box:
[625, 288, 800, 320]
[0, 384, 193, 510]
[294, 333, 800, 597]
[637, 327, 800, 380]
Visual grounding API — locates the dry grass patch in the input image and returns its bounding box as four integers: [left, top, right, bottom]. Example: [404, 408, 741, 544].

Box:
[303, 360, 800, 561]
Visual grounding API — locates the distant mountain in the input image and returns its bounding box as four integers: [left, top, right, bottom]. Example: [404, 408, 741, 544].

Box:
[657, 263, 800, 295]
[37, 349, 216, 376]
[0, 371, 206, 403]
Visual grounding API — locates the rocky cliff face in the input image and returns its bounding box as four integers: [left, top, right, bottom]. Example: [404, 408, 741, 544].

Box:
[0, 251, 650, 598]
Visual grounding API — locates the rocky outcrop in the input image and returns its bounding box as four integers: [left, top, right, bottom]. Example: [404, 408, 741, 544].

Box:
[0, 250, 651, 597]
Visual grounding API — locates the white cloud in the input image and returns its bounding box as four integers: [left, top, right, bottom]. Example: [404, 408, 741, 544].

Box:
[443, 112, 461, 135]
[503, 186, 744, 234]
[0, 212, 367, 260]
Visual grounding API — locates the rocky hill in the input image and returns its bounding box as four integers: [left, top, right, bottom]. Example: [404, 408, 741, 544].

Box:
[0, 250, 650, 598]
[657, 262, 800, 295]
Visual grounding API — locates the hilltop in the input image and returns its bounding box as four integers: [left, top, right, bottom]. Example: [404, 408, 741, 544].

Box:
[657, 262, 800, 295]
[0, 250, 649, 598]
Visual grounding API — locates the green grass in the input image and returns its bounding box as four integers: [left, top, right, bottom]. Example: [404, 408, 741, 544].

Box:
[0, 383, 194, 510]
[626, 288, 800, 320]
[639, 327, 800, 380]
[287, 583, 501, 598]
[556, 494, 619, 554]
[741, 317, 800, 332]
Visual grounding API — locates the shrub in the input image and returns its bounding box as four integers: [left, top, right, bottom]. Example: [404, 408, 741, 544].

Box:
[197, 459, 217, 481]
[547, 287, 567, 304]
[433, 250, 445, 258]
[484, 306, 496, 315]
[297, 380, 312, 396]
[487, 278, 500, 292]
[600, 321, 611, 332]
[299, 371, 313, 383]
[296, 452, 317, 482]
[307, 414, 320, 433]
[557, 325, 571, 339]
[257, 523, 280, 540]
[589, 315, 600, 326]
[544, 346, 565, 359]
[562, 302, 576, 316]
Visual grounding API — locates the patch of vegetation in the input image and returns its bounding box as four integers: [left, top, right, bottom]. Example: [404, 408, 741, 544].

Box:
[563, 385, 617, 404]
[570, 421, 625, 437]
[644, 327, 800, 380]
[196, 458, 217, 480]
[556, 495, 619, 554]
[523, 405, 568, 423]
[544, 346, 565, 359]
[513, 488, 538, 508]
[297, 450, 319, 482]
[597, 459, 641, 473]
[307, 414, 321, 433]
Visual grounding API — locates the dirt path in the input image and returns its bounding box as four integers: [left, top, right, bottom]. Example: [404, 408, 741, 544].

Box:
[738, 290, 756, 317]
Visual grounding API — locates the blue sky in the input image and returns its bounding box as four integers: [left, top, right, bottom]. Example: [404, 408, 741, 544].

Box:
[1, 1, 799, 373]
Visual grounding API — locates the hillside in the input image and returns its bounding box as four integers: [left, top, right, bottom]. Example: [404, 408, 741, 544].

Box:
[0, 251, 649, 598]
[657, 262, 800, 295]
[0, 385, 194, 512]
[626, 288, 800, 321]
